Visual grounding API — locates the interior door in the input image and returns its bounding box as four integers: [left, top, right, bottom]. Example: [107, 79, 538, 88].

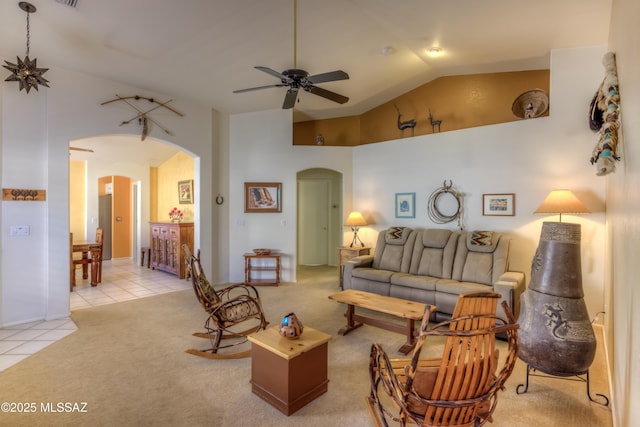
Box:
[98, 195, 112, 260]
[297, 179, 329, 265]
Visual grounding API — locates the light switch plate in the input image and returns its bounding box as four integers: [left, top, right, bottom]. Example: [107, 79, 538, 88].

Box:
[10, 225, 30, 236]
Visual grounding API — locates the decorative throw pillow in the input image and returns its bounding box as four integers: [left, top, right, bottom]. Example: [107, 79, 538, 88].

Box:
[386, 226, 406, 240]
[470, 230, 493, 246]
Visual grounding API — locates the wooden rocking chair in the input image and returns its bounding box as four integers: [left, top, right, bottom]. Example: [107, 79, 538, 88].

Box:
[367, 292, 519, 427]
[183, 245, 268, 359]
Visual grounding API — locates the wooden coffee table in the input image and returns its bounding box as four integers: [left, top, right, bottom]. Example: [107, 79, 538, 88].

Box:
[328, 289, 427, 355]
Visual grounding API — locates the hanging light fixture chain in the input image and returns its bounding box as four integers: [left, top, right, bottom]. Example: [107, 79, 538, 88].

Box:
[293, 0, 297, 68]
[25, 9, 31, 57]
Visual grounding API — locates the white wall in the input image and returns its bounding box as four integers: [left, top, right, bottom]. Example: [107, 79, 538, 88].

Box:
[0, 66, 214, 327]
[228, 109, 354, 283]
[607, 0, 639, 424]
[351, 46, 608, 320]
[225, 47, 608, 321]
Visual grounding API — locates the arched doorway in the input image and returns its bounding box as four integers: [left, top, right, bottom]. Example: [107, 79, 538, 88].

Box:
[296, 168, 342, 266]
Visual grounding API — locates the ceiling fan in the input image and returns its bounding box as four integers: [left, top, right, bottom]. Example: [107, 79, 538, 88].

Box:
[69, 147, 94, 153]
[233, 0, 349, 109]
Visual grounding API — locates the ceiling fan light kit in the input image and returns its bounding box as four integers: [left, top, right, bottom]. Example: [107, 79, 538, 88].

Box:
[3, 2, 51, 93]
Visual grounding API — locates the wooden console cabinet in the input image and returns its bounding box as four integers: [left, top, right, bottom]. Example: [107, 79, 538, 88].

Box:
[150, 221, 194, 279]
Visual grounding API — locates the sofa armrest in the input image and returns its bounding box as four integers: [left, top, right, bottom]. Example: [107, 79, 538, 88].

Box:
[493, 271, 526, 320]
[342, 255, 374, 289]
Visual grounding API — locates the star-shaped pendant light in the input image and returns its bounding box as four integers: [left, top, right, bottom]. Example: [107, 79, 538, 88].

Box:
[3, 2, 50, 93]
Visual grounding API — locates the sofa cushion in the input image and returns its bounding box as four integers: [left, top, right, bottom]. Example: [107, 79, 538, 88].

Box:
[390, 273, 438, 291]
[352, 267, 395, 283]
[434, 280, 492, 315]
[372, 227, 416, 273]
[453, 232, 510, 285]
[409, 229, 458, 278]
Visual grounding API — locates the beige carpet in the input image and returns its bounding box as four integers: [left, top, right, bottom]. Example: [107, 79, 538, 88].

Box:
[0, 266, 612, 426]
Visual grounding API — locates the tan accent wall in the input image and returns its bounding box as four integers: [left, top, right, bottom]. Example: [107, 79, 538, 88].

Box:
[156, 152, 195, 223]
[293, 69, 550, 146]
[69, 160, 86, 241]
[149, 167, 158, 222]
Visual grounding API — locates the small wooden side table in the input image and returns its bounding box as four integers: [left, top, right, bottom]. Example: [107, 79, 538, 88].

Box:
[248, 326, 331, 415]
[243, 253, 281, 286]
[337, 246, 371, 288]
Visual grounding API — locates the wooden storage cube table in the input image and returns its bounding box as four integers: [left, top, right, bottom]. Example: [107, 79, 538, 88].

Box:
[247, 326, 331, 415]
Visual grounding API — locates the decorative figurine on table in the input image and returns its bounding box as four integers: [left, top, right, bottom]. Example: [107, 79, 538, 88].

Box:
[279, 312, 304, 340]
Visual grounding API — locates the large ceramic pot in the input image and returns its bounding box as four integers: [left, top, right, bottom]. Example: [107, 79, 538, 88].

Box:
[517, 222, 596, 375]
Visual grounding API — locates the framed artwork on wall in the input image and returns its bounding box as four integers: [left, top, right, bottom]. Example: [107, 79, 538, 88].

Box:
[482, 193, 515, 216]
[395, 192, 415, 218]
[245, 182, 282, 213]
[178, 180, 194, 204]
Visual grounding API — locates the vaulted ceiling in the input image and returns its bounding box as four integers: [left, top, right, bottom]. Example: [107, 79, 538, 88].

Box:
[1, 0, 612, 123]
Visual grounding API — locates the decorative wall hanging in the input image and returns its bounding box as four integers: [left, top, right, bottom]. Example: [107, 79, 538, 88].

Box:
[482, 193, 515, 216]
[589, 52, 621, 176]
[101, 95, 184, 141]
[394, 103, 416, 134]
[2, 188, 46, 201]
[511, 89, 549, 119]
[244, 182, 282, 213]
[427, 180, 463, 229]
[395, 193, 415, 218]
[178, 180, 193, 204]
[3, 2, 50, 93]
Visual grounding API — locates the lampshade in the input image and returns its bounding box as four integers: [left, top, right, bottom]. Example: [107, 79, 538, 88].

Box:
[344, 211, 367, 227]
[534, 189, 590, 221]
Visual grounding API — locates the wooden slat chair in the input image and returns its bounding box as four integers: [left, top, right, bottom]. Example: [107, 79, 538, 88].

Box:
[183, 244, 268, 359]
[367, 292, 519, 427]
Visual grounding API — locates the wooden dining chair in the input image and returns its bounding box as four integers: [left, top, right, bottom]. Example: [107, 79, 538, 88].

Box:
[94, 227, 104, 283]
[70, 233, 75, 291]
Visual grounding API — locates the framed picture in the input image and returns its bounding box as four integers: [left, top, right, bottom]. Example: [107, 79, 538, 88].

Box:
[178, 180, 193, 204]
[244, 182, 282, 213]
[482, 193, 515, 216]
[395, 192, 416, 218]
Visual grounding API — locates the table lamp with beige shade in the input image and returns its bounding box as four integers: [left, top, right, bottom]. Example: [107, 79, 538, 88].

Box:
[344, 211, 367, 247]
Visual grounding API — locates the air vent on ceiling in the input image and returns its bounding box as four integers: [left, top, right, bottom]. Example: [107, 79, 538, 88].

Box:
[54, 0, 78, 8]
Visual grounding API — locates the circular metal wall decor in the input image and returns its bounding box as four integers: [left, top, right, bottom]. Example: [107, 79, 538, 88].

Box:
[427, 180, 463, 228]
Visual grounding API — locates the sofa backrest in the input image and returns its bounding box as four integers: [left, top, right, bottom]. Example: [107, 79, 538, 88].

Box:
[372, 227, 416, 273]
[409, 229, 459, 279]
[452, 231, 510, 285]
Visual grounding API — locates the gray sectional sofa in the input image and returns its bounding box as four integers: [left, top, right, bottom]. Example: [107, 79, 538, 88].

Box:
[342, 226, 525, 321]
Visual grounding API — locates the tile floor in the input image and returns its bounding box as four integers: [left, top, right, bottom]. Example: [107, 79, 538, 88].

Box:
[0, 257, 191, 372]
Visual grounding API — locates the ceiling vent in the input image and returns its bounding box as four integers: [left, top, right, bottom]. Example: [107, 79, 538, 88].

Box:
[54, 0, 78, 7]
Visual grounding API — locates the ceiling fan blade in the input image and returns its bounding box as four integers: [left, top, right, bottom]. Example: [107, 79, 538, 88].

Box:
[233, 84, 286, 94]
[255, 66, 289, 81]
[69, 147, 94, 152]
[282, 89, 299, 109]
[306, 85, 349, 104]
[306, 70, 349, 84]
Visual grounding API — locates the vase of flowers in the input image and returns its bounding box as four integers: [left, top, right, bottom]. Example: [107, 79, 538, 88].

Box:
[169, 207, 183, 223]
